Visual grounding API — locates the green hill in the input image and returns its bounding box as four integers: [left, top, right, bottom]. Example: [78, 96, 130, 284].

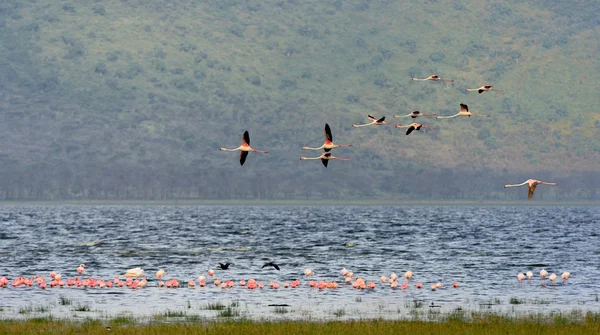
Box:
[0, 0, 598, 200]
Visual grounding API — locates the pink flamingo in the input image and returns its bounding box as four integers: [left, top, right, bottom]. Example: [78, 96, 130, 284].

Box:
[466, 85, 503, 94]
[77, 264, 86, 274]
[396, 123, 434, 135]
[394, 111, 437, 119]
[437, 103, 489, 119]
[302, 123, 352, 151]
[301, 152, 350, 168]
[220, 131, 268, 166]
[412, 74, 454, 82]
[504, 179, 557, 200]
[352, 115, 394, 128]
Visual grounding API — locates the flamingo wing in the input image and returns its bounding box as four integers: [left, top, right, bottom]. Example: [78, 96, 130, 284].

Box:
[377, 116, 386, 123]
[528, 184, 537, 200]
[406, 126, 416, 135]
[242, 131, 250, 146]
[321, 158, 329, 168]
[478, 89, 484, 94]
[484, 85, 492, 89]
[460, 104, 468, 112]
[368, 115, 377, 121]
[324, 123, 333, 142]
[240, 151, 249, 166]
[416, 124, 423, 130]
[431, 75, 439, 79]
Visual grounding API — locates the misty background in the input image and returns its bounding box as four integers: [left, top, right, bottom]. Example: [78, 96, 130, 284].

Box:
[0, 0, 598, 201]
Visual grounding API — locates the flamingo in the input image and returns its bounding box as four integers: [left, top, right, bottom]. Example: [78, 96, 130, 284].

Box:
[124, 267, 144, 278]
[561, 272, 570, 284]
[504, 179, 557, 200]
[220, 130, 268, 166]
[352, 115, 394, 128]
[155, 269, 165, 279]
[517, 273, 525, 287]
[412, 74, 454, 82]
[302, 123, 352, 151]
[436, 103, 489, 119]
[394, 111, 437, 119]
[396, 123, 434, 135]
[466, 85, 503, 94]
[300, 152, 350, 168]
[77, 264, 86, 274]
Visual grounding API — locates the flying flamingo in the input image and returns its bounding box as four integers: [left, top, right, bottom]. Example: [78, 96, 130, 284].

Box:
[220, 130, 268, 166]
[412, 74, 454, 82]
[394, 111, 437, 119]
[466, 85, 503, 94]
[352, 115, 394, 128]
[396, 123, 434, 135]
[504, 179, 557, 200]
[436, 103, 489, 119]
[302, 123, 352, 151]
[301, 152, 350, 168]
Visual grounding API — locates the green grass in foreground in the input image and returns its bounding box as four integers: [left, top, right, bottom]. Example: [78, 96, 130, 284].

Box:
[0, 317, 599, 335]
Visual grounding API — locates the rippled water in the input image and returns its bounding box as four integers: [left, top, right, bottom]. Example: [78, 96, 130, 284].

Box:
[0, 205, 599, 320]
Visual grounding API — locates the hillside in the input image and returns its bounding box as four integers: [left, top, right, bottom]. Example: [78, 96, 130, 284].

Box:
[0, 0, 599, 200]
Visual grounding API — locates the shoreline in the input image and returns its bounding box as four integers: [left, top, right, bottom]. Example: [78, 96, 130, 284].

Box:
[0, 199, 598, 206]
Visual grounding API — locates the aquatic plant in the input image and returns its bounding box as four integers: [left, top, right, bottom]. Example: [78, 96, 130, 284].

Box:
[273, 307, 289, 314]
[204, 302, 225, 311]
[74, 304, 91, 312]
[218, 307, 240, 318]
[58, 296, 72, 306]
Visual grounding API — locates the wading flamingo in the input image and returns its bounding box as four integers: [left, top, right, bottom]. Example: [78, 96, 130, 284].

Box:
[301, 152, 350, 168]
[436, 103, 489, 119]
[412, 74, 454, 82]
[352, 115, 393, 128]
[77, 264, 86, 274]
[396, 123, 434, 135]
[302, 123, 352, 151]
[220, 131, 268, 166]
[466, 85, 503, 94]
[504, 179, 557, 200]
[561, 272, 570, 283]
[124, 267, 144, 278]
[394, 111, 437, 119]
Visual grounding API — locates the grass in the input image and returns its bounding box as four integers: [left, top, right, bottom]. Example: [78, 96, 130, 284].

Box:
[73, 304, 90, 312]
[164, 310, 185, 317]
[218, 307, 240, 318]
[273, 307, 289, 314]
[1, 316, 599, 335]
[333, 309, 345, 318]
[204, 302, 226, 311]
[509, 297, 524, 305]
[58, 296, 72, 306]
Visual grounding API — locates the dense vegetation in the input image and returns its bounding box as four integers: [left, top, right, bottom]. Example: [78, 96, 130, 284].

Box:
[0, 0, 598, 201]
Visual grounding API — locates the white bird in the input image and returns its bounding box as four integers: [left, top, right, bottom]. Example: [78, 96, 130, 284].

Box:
[504, 179, 557, 200]
[341, 268, 348, 276]
[394, 111, 437, 119]
[352, 115, 394, 128]
[540, 268, 548, 279]
[436, 103, 489, 119]
[302, 123, 352, 151]
[526, 271, 533, 280]
[300, 152, 350, 168]
[124, 267, 145, 278]
[412, 74, 454, 83]
[304, 268, 314, 276]
[389, 272, 398, 282]
[465, 85, 503, 94]
[220, 131, 268, 166]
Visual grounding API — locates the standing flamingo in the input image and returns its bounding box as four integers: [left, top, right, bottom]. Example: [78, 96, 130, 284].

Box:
[412, 74, 454, 82]
[436, 103, 489, 119]
[302, 123, 352, 151]
[396, 123, 434, 135]
[394, 111, 437, 119]
[504, 179, 557, 200]
[466, 85, 503, 94]
[352, 115, 394, 128]
[301, 152, 350, 168]
[220, 130, 268, 166]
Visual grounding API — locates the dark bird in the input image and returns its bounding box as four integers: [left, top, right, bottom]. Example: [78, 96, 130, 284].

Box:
[217, 262, 232, 270]
[262, 262, 280, 271]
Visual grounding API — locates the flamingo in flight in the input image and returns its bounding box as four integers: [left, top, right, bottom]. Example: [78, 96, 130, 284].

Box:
[301, 152, 350, 168]
[394, 111, 437, 119]
[412, 74, 454, 83]
[396, 123, 434, 135]
[436, 103, 489, 119]
[504, 179, 557, 200]
[466, 85, 503, 94]
[352, 115, 394, 128]
[220, 131, 268, 166]
[302, 123, 352, 151]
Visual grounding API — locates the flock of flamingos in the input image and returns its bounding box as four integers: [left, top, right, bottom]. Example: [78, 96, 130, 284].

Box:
[0, 264, 570, 292]
[220, 75, 557, 200]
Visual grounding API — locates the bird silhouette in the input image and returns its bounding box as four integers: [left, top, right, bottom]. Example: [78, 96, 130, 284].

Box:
[217, 263, 232, 270]
[262, 262, 280, 271]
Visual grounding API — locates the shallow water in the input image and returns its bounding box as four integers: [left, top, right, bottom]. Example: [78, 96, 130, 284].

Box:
[0, 205, 599, 320]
